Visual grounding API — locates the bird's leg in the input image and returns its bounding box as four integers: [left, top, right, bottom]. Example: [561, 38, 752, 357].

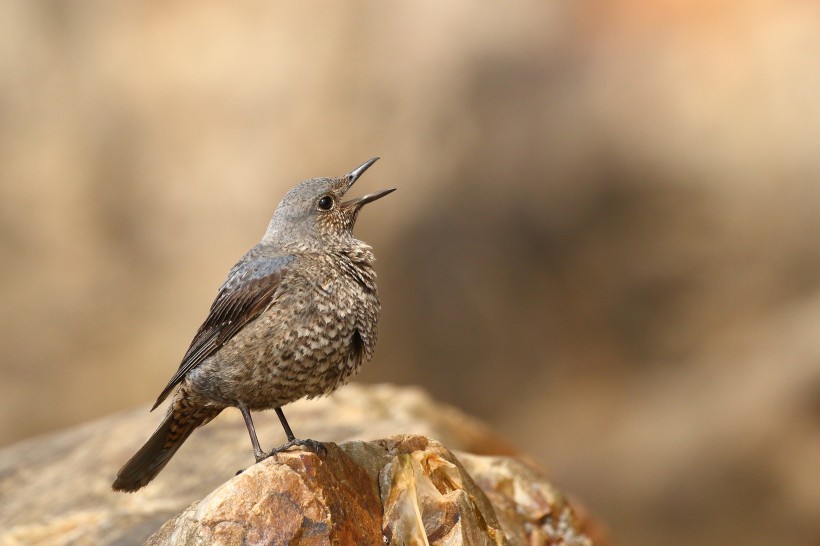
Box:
[268, 407, 326, 456]
[275, 407, 296, 442]
[238, 404, 267, 463]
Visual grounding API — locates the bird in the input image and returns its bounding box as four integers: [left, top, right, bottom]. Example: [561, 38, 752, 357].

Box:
[112, 157, 394, 492]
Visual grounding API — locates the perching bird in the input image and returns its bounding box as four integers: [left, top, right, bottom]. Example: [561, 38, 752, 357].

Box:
[113, 157, 394, 492]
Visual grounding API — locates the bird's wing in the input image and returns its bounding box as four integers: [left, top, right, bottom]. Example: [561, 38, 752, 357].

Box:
[151, 254, 296, 410]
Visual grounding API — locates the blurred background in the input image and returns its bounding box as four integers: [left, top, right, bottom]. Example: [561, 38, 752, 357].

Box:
[2, 1, 820, 544]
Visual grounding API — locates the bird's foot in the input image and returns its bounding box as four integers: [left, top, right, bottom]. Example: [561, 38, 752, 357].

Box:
[267, 438, 327, 458]
[253, 450, 267, 464]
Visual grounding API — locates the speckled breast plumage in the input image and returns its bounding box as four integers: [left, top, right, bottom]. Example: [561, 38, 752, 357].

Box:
[185, 243, 379, 410]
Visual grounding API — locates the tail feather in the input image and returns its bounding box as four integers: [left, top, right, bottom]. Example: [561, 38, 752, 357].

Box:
[113, 401, 221, 492]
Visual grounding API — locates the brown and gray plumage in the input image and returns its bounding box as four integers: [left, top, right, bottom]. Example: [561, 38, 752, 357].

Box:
[112, 158, 394, 492]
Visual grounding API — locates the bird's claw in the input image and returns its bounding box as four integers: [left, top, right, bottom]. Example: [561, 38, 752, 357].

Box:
[266, 438, 326, 458]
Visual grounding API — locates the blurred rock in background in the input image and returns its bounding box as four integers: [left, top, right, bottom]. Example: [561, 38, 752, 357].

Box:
[1, 1, 819, 545]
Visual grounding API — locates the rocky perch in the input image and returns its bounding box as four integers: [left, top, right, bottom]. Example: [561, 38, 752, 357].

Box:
[0, 384, 608, 545]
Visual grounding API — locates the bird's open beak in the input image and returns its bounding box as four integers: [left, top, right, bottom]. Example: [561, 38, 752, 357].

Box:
[341, 157, 396, 208]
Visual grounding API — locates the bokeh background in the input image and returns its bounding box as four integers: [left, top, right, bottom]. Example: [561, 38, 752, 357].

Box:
[2, 1, 820, 544]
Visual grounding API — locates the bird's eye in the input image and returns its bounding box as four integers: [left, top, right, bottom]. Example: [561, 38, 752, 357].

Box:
[317, 195, 335, 211]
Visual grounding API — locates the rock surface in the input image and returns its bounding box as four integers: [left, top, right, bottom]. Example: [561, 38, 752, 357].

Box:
[0, 384, 606, 545]
[146, 436, 508, 546]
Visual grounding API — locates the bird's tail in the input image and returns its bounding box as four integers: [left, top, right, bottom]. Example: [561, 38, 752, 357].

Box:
[112, 397, 221, 492]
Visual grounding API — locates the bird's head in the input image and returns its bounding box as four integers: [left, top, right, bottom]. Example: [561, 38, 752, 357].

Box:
[263, 157, 394, 248]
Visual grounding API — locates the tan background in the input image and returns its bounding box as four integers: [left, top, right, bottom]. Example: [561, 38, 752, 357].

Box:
[2, 1, 820, 544]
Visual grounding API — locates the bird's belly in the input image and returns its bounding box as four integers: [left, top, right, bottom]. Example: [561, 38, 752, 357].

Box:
[186, 310, 362, 410]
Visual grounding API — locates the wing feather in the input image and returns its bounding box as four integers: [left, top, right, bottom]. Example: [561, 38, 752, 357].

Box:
[151, 254, 295, 409]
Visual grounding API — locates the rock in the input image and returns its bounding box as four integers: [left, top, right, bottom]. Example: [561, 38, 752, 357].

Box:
[146, 442, 385, 546]
[0, 383, 606, 546]
[377, 436, 507, 546]
[459, 454, 607, 546]
[147, 436, 508, 546]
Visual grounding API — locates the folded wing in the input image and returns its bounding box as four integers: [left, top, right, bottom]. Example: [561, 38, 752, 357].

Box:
[152, 254, 296, 410]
